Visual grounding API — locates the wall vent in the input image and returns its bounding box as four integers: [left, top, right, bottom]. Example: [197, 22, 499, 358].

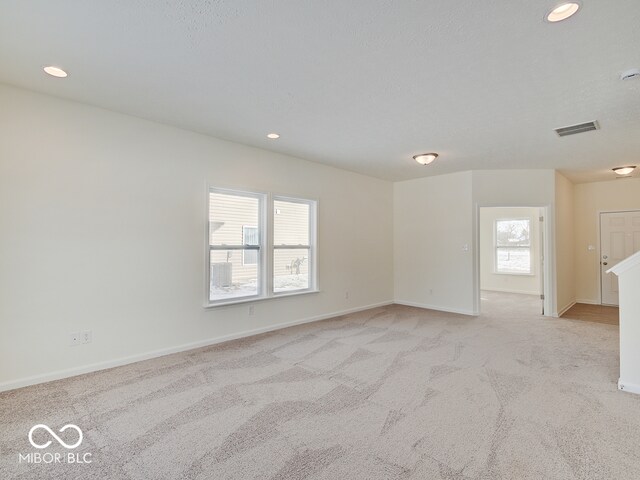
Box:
[554, 121, 599, 137]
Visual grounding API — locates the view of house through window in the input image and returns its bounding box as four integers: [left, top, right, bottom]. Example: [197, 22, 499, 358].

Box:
[208, 189, 316, 304]
[209, 190, 263, 302]
[274, 199, 312, 293]
[242, 226, 258, 265]
[495, 219, 532, 274]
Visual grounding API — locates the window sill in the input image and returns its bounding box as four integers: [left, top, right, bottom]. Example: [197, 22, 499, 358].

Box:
[204, 289, 320, 308]
[493, 271, 535, 277]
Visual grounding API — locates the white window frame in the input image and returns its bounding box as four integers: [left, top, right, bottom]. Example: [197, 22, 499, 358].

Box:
[272, 195, 318, 296]
[206, 187, 318, 307]
[494, 218, 533, 276]
[207, 188, 267, 306]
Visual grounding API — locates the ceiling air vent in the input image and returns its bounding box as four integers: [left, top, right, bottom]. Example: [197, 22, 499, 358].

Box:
[554, 121, 599, 137]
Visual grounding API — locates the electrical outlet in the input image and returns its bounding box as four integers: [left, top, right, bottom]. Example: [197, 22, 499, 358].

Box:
[429, 289, 433, 295]
[69, 331, 80, 346]
[82, 330, 92, 344]
[248, 305, 254, 316]
[345, 291, 349, 300]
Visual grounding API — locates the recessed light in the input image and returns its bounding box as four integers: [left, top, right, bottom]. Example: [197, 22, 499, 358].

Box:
[545, 2, 580, 22]
[43, 66, 68, 78]
[267, 133, 280, 139]
[413, 153, 438, 165]
[613, 166, 636, 176]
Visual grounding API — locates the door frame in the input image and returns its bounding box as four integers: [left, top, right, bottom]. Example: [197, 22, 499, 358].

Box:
[597, 209, 640, 305]
[473, 204, 553, 317]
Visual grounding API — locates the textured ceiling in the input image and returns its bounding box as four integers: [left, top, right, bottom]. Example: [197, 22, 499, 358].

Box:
[1, 1, 639, 183]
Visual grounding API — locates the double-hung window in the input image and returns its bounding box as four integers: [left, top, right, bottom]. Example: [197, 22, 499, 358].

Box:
[273, 197, 315, 293]
[495, 219, 532, 274]
[209, 189, 265, 303]
[207, 188, 317, 305]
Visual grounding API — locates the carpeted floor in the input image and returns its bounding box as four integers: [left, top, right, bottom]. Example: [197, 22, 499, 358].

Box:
[2, 292, 639, 479]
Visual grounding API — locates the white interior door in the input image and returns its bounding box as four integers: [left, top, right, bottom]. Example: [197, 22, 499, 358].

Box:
[600, 211, 640, 305]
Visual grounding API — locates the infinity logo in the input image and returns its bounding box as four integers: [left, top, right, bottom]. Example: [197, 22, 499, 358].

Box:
[28, 424, 83, 450]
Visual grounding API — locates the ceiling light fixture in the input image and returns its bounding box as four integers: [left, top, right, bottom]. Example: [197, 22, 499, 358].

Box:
[43, 66, 68, 78]
[266, 133, 280, 139]
[613, 166, 636, 176]
[545, 2, 580, 22]
[413, 153, 438, 165]
[620, 68, 640, 81]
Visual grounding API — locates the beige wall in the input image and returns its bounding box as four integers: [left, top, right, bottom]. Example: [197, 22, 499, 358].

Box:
[395, 169, 560, 316]
[472, 170, 557, 315]
[394, 171, 475, 314]
[555, 172, 575, 315]
[480, 207, 541, 295]
[0, 84, 394, 390]
[574, 177, 640, 303]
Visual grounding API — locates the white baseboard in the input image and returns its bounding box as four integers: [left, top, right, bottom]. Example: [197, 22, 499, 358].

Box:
[554, 301, 576, 318]
[394, 300, 476, 316]
[0, 300, 393, 393]
[575, 299, 600, 305]
[618, 379, 640, 395]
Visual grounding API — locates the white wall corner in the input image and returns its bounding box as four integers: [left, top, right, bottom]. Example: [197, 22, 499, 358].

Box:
[618, 379, 640, 395]
[607, 250, 640, 276]
[394, 300, 477, 317]
[554, 301, 577, 318]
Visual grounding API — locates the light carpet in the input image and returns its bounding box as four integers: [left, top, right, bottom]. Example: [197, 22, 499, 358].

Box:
[1, 292, 639, 479]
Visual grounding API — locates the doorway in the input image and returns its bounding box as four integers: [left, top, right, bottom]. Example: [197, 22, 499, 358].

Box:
[600, 210, 640, 306]
[477, 206, 548, 316]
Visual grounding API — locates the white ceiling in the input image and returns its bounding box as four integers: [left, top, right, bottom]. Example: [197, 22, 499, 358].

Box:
[1, 1, 639, 183]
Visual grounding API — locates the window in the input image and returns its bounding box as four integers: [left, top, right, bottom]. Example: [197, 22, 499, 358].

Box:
[209, 190, 264, 303]
[207, 188, 317, 305]
[495, 219, 532, 274]
[273, 198, 314, 293]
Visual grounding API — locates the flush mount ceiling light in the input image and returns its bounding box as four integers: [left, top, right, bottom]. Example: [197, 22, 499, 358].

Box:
[613, 166, 636, 176]
[545, 2, 580, 22]
[43, 66, 68, 78]
[620, 68, 640, 81]
[266, 133, 280, 139]
[413, 153, 438, 165]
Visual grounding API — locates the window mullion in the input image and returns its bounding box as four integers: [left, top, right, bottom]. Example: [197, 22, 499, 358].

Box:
[265, 193, 274, 297]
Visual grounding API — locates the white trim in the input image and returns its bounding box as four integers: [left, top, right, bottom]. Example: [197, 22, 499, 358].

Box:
[607, 251, 640, 276]
[481, 287, 541, 296]
[0, 300, 393, 393]
[575, 298, 601, 305]
[394, 300, 476, 316]
[554, 300, 576, 318]
[203, 289, 321, 308]
[618, 379, 640, 395]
